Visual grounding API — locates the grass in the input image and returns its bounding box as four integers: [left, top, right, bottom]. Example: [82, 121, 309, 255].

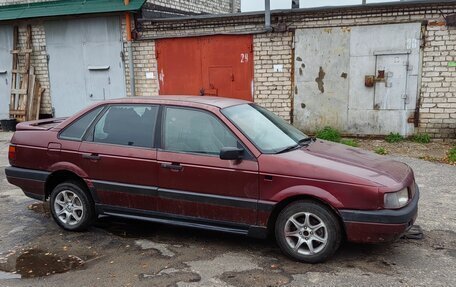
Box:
[315, 126, 341, 142]
[374, 147, 388, 155]
[448, 146, 456, 163]
[385, 132, 404, 143]
[340, 139, 359, 147]
[412, 133, 431, 144]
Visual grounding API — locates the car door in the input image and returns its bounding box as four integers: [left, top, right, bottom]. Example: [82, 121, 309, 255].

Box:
[157, 106, 259, 225]
[78, 104, 160, 211]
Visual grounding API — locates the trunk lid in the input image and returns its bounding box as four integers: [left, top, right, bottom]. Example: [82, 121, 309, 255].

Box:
[15, 118, 67, 131]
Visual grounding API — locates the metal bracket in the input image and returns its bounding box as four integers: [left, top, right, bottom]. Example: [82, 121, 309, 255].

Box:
[0, 70, 7, 74]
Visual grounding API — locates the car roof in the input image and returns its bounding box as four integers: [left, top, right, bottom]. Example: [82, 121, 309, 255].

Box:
[104, 95, 251, 109]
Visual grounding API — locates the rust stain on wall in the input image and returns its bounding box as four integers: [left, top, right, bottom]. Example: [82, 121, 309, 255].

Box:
[315, 66, 326, 93]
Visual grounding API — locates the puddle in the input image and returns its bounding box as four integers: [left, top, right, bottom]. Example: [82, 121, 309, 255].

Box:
[0, 249, 84, 278]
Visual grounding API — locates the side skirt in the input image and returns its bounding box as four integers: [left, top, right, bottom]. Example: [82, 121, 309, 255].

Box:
[97, 204, 268, 239]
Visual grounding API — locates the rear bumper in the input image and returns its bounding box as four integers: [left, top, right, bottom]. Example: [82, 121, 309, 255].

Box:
[340, 188, 419, 243]
[5, 166, 49, 201]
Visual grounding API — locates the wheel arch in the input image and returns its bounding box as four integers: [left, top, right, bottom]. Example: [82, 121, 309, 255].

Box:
[44, 169, 89, 201]
[266, 193, 346, 239]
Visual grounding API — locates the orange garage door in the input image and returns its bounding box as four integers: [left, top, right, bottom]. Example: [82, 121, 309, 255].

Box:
[155, 35, 253, 101]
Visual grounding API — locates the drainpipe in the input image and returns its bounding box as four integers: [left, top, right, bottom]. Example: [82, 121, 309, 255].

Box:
[125, 0, 135, 97]
[265, 0, 272, 31]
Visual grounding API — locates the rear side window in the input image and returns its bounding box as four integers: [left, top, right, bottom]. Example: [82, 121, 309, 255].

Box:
[60, 106, 104, 141]
[89, 105, 158, 148]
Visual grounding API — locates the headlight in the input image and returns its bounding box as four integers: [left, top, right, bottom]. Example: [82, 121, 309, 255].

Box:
[384, 188, 409, 209]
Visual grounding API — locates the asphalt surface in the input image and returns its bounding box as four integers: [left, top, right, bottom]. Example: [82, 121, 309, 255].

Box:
[0, 131, 455, 287]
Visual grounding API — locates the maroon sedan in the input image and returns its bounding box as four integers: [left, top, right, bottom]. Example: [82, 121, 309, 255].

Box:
[5, 96, 418, 263]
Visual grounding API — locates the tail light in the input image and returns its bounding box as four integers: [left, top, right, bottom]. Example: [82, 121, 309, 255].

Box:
[8, 145, 16, 161]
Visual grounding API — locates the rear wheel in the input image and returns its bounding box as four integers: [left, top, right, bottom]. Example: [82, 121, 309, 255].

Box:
[275, 200, 341, 263]
[50, 182, 95, 231]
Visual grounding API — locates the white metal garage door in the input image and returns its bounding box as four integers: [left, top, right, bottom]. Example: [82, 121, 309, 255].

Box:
[0, 25, 13, 119]
[293, 23, 421, 136]
[45, 16, 126, 117]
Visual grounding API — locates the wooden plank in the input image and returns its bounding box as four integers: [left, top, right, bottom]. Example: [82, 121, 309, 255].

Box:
[10, 49, 33, 54]
[26, 67, 36, 121]
[11, 89, 27, 95]
[9, 110, 26, 116]
[11, 69, 28, 74]
[34, 87, 44, 120]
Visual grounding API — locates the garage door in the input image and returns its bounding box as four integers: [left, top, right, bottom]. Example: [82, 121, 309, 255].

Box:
[156, 35, 253, 101]
[293, 23, 421, 136]
[0, 25, 13, 119]
[45, 16, 125, 117]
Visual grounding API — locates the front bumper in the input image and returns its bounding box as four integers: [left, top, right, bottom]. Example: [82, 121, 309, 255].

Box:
[340, 187, 419, 243]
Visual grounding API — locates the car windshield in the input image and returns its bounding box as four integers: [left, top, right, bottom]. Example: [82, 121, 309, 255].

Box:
[222, 104, 309, 154]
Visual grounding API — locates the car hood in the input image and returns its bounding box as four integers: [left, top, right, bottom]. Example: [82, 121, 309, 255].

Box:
[261, 140, 412, 188]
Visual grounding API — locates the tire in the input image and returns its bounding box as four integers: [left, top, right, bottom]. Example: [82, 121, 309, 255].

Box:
[49, 181, 95, 231]
[275, 200, 342, 263]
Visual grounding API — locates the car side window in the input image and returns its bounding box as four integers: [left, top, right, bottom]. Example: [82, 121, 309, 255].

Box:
[89, 105, 158, 148]
[163, 107, 239, 155]
[60, 106, 104, 141]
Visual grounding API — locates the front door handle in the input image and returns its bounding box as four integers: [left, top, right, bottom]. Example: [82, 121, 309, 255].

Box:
[161, 162, 183, 171]
[82, 153, 101, 161]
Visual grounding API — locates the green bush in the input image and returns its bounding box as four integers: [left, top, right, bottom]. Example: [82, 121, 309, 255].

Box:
[385, 132, 403, 143]
[340, 139, 358, 147]
[374, 147, 388, 155]
[448, 146, 456, 163]
[412, 133, 431, 144]
[315, 126, 341, 142]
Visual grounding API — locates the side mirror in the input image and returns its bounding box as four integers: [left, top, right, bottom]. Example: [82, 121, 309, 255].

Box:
[220, 147, 244, 160]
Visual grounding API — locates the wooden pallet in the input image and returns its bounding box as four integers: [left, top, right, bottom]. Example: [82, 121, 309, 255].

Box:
[9, 25, 43, 121]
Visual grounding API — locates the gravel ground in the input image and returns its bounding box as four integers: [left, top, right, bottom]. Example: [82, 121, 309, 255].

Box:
[0, 132, 455, 287]
[356, 139, 455, 164]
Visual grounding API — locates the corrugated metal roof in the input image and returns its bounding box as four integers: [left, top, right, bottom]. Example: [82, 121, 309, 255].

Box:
[0, 0, 146, 22]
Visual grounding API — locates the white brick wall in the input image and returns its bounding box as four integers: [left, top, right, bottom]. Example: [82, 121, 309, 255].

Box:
[151, 0, 240, 14]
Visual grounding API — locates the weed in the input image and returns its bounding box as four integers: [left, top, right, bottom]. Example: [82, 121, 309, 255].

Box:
[340, 139, 358, 147]
[315, 126, 341, 142]
[374, 147, 388, 155]
[448, 146, 456, 163]
[412, 133, 431, 144]
[385, 132, 403, 143]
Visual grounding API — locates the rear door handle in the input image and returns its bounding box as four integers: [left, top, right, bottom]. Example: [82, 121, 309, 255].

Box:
[82, 153, 101, 161]
[161, 162, 183, 171]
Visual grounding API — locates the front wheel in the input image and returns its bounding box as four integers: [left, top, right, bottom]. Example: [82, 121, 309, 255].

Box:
[275, 200, 342, 263]
[50, 182, 95, 231]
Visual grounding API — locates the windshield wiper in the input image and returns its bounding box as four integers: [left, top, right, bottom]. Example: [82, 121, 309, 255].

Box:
[276, 137, 314, 154]
[297, 137, 314, 146]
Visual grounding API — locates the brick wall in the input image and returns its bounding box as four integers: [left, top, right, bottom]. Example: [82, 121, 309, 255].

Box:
[419, 21, 456, 139]
[133, 3, 456, 138]
[151, 0, 240, 14]
[253, 33, 293, 121]
[0, 0, 241, 13]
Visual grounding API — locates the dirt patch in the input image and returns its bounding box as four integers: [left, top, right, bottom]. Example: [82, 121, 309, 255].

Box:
[356, 139, 454, 163]
[28, 202, 51, 217]
[220, 269, 291, 287]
